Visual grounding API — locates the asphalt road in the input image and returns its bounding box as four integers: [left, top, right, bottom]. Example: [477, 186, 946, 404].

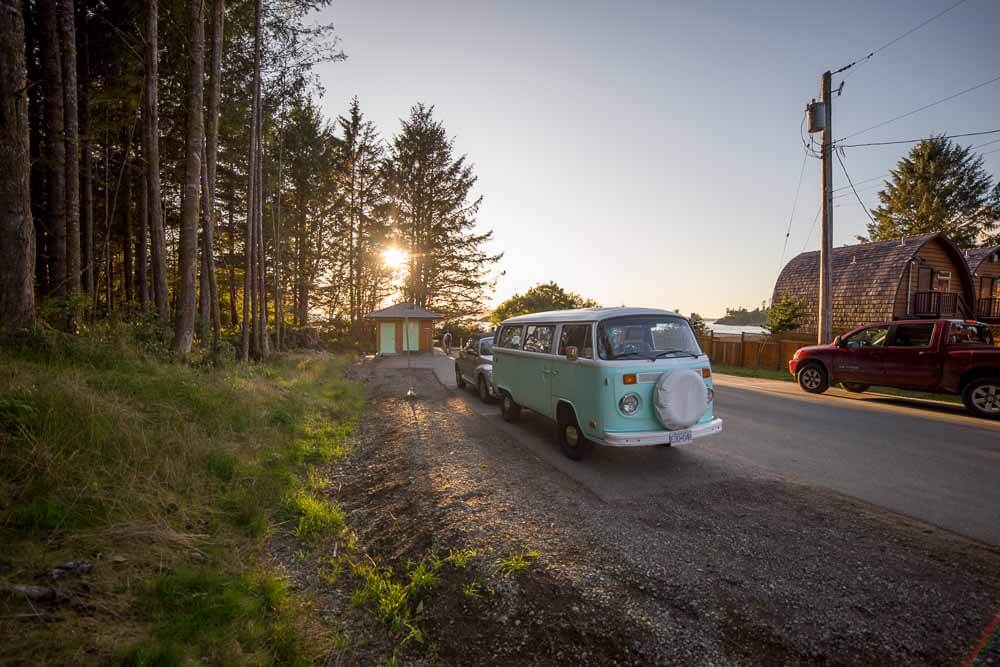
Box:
[442, 358, 1000, 546]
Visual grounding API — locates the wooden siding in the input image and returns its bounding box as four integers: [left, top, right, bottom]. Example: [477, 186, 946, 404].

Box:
[891, 238, 969, 317]
[377, 317, 436, 353]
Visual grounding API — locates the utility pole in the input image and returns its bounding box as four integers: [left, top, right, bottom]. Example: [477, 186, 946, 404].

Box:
[818, 70, 833, 344]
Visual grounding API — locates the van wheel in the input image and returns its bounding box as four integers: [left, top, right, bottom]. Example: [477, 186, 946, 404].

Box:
[558, 408, 593, 461]
[797, 363, 829, 394]
[500, 393, 521, 422]
[455, 364, 466, 389]
[842, 382, 870, 393]
[962, 378, 1000, 419]
[478, 376, 493, 403]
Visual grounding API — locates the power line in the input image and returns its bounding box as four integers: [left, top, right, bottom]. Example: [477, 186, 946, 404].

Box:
[838, 128, 1000, 148]
[777, 152, 809, 276]
[833, 0, 971, 77]
[831, 135, 1000, 193]
[835, 149, 879, 229]
[801, 208, 822, 252]
[836, 74, 1000, 143]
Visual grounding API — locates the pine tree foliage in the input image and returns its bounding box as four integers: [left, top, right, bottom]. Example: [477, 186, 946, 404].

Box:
[387, 104, 501, 319]
[868, 136, 1000, 248]
[6, 1, 500, 354]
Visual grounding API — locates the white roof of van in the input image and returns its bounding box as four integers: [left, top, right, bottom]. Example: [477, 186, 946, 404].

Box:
[499, 307, 682, 325]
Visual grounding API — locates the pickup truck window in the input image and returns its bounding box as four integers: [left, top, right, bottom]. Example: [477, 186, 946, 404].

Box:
[844, 326, 889, 349]
[947, 323, 994, 347]
[891, 323, 934, 347]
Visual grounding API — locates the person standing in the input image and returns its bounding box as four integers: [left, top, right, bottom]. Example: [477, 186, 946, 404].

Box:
[442, 330, 452, 355]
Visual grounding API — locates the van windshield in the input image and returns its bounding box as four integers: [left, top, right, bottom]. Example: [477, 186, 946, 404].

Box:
[597, 316, 702, 361]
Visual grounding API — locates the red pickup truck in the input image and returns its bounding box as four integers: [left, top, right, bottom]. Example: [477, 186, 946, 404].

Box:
[788, 319, 1000, 418]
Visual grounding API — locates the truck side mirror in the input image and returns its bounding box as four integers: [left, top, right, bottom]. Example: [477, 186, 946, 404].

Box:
[833, 335, 843, 348]
[565, 346, 579, 362]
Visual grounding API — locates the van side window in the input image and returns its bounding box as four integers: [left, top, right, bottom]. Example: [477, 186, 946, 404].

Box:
[497, 325, 523, 349]
[523, 325, 556, 353]
[558, 324, 593, 359]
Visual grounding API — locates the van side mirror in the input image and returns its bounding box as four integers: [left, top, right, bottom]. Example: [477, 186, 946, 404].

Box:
[565, 346, 579, 362]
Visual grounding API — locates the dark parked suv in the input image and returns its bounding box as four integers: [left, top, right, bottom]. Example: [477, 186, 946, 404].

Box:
[454, 334, 496, 403]
[788, 319, 1000, 418]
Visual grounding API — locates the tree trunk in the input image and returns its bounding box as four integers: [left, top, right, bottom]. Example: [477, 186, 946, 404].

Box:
[138, 165, 149, 311]
[227, 189, 238, 327]
[143, 0, 168, 325]
[202, 0, 223, 345]
[59, 0, 80, 295]
[39, 0, 66, 297]
[241, 0, 262, 361]
[79, 11, 93, 302]
[0, 0, 36, 334]
[121, 151, 132, 305]
[173, 0, 206, 356]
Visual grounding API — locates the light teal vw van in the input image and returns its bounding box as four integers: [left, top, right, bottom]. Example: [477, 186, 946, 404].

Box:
[492, 307, 723, 460]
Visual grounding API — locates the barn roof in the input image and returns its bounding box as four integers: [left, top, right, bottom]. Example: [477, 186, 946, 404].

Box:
[772, 233, 973, 331]
[964, 246, 1000, 273]
[366, 303, 443, 319]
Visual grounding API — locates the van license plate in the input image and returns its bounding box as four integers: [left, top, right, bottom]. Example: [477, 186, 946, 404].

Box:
[669, 430, 693, 445]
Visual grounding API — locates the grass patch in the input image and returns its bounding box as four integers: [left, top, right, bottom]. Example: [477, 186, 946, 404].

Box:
[492, 549, 540, 577]
[349, 554, 443, 643]
[284, 489, 346, 541]
[0, 324, 363, 664]
[446, 548, 477, 568]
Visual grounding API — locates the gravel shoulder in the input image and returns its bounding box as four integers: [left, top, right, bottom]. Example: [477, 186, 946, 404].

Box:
[292, 360, 1000, 665]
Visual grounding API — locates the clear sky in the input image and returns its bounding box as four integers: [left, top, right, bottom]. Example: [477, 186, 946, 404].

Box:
[313, 0, 1000, 318]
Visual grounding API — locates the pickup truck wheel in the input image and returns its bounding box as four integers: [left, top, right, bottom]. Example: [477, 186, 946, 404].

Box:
[842, 382, 870, 393]
[478, 375, 493, 403]
[797, 363, 829, 394]
[962, 378, 1000, 419]
[454, 364, 466, 389]
[500, 392, 521, 422]
[558, 409, 593, 461]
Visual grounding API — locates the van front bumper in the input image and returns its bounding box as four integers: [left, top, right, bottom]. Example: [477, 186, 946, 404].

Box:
[599, 418, 723, 447]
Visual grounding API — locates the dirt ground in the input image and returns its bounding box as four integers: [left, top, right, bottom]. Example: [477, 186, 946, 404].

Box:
[282, 360, 1000, 665]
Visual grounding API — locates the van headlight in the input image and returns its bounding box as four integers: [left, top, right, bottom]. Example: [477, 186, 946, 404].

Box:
[619, 393, 641, 415]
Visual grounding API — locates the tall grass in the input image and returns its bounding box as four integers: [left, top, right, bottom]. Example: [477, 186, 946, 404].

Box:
[0, 325, 363, 664]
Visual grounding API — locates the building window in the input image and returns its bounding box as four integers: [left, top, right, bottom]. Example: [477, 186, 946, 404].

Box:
[934, 271, 951, 292]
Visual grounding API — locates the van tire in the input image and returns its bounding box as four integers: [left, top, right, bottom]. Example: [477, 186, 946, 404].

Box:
[962, 377, 1000, 419]
[500, 392, 521, 422]
[797, 363, 829, 394]
[455, 364, 466, 389]
[558, 408, 593, 461]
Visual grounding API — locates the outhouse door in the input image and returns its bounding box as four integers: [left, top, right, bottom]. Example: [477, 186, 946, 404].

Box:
[379, 322, 396, 354]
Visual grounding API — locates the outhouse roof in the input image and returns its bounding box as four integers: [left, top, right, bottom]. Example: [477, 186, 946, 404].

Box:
[366, 303, 443, 319]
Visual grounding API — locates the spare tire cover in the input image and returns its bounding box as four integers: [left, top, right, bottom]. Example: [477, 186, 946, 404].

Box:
[653, 369, 708, 430]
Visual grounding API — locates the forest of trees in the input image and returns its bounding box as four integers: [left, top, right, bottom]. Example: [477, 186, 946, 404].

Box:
[0, 0, 498, 359]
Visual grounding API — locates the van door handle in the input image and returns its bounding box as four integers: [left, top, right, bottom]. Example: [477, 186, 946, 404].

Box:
[550, 370, 560, 376]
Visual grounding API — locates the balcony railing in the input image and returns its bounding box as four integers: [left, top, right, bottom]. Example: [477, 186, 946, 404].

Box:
[977, 297, 1000, 321]
[911, 291, 973, 318]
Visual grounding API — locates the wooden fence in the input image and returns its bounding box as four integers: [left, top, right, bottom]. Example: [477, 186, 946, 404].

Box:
[697, 332, 814, 372]
[699, 326, 1000, 372]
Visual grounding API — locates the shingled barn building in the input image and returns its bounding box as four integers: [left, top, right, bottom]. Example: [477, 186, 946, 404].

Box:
[772, 233, 977, 336]
[965, 246, 1000, 323]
